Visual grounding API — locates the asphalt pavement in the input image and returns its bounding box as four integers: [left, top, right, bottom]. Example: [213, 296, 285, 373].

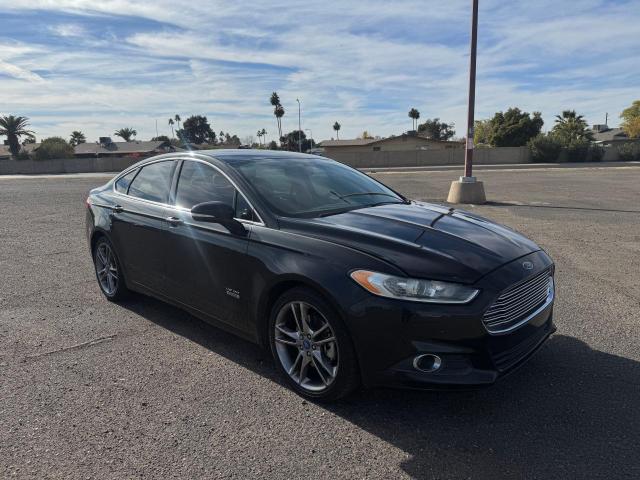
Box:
[1, 164, 639, 479]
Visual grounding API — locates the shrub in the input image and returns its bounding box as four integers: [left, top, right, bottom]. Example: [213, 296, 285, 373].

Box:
[588, 144, 605, 162]
[35, 137, 75, 160]
[527, 134, 562, 163]
[564, 138, 591, 162]
[617, 142, 640, 162]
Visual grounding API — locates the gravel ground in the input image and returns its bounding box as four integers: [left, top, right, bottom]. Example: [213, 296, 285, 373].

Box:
[1, 164, 639, 479]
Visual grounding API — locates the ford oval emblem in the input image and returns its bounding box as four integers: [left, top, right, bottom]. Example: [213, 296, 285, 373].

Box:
[522, 261, 534, 270]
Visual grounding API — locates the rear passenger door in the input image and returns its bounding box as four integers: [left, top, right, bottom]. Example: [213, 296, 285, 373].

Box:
[163, 160, 255, 329]
[110, 160, 176, 294]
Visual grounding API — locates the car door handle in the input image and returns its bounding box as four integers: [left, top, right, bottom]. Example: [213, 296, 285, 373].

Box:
[112, 204, 124, 213]
[166, 216, 184, 226]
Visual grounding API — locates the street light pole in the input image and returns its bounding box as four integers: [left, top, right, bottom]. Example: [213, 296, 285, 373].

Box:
[464, 0, 479, 179]
[296, 98, 302, 152]
[305, 129, 313, 150]
[446, 0, 486, 204]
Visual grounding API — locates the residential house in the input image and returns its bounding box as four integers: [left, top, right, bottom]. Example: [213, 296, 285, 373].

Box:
[73, 137, 174, 158]
[591, 124, 633, 146]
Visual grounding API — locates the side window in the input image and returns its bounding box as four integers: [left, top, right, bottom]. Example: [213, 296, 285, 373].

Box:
[175, 161, 235, 209]
[114, 169, 137, 194]
[235, 193, 256, 221]
[128, 161, 175, 203]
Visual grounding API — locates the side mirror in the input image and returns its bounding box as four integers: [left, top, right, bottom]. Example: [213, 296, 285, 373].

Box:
[191, 201, 246, 235]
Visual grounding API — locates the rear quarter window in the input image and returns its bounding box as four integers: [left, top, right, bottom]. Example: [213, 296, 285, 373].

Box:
[128, 161, 175, 203]
[114, 169, 137, 194]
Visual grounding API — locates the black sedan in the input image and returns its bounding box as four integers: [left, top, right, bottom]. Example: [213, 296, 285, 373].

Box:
[86, 150, 555, 400]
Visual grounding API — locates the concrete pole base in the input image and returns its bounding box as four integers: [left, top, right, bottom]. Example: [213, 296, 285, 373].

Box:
[447, 177, 487, 204]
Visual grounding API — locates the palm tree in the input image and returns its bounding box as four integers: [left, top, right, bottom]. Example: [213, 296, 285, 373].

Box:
[114, 127, 137, 142]
[408, 108, 420, 131]
[0, 115, 35, 156]
[69, 131, 86, 147]
[168, 118, 175, 138]
[260, 128, 267, 144]
[256, 129, 263, 146]
[333, 121, 341, 140]
[552, 110, 594, 142]
[274, 105, 285, 142]
[174, 114, 181, 131]
[270, 92, 284, 140]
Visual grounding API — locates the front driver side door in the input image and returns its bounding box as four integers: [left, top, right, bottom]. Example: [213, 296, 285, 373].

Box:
[163, 160, 253, 330]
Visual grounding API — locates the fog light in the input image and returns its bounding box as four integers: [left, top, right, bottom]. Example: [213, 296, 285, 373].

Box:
[413, 354, 442, 373]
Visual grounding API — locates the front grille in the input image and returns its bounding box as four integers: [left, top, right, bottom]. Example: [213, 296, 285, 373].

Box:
[483, 269, 554, 334]
[492, 320, 552, 371]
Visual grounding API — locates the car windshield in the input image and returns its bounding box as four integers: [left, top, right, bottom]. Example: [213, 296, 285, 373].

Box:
[230, 156, 405, 218]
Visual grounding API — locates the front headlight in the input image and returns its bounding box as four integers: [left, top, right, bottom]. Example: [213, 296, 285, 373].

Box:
[350, 270, 479, 304]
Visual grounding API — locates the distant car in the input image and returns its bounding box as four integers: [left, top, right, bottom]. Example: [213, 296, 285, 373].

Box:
[86, 150, 555, 400]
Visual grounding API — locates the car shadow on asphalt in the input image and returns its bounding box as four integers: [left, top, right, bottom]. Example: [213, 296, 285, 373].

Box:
[122, 295, 640, 479]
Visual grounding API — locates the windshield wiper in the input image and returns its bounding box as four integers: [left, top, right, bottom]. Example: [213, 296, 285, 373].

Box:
[338, 191, 400, 200]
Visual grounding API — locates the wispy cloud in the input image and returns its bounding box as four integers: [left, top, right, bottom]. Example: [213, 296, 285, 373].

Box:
[0, 0, 638, 142]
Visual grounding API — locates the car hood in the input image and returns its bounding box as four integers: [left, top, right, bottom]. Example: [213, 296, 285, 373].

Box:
[278, 202, 541, 284]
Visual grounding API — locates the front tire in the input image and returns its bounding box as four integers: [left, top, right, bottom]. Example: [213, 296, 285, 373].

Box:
[93, 237, 129, 302]
[269, 287, 360, 401]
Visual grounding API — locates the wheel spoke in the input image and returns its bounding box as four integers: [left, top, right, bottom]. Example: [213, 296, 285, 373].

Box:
[311, 356, 329, 386]
[314, 336, 336, 345]
[298, 354, 311, 384]
[276, 324, 298, 340]
[275, 337, 298, 346]
[288, 352, 302, 375]
[299, 303, 312, 334]
[311, 323, 329, 339]
[313, 350, 335, 379]
[290, 303, 303, 333]
[97, 248, 107, 265]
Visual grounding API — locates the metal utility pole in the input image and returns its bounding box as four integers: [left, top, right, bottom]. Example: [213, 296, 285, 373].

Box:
[464, 0, 479, 179]
[446, 0, 486, 204]
[296, 98, 302, 152]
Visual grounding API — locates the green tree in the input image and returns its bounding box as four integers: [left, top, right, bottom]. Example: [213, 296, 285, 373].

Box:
[473, 119, 492, 145]
[488, 108, 544, 147]
[620, 100, 640, 138]
[69, 131, 86, 147]
[552, 110, 594, 143]
[168, 118, 175, 138]
[408, 108, 420, 131]
[333, 121, 341, 139]
[174, 114, 181, 130]
[151, 135, 171, 142]
[114, 127, 137, 141]
[282, 130, 314, 152]
[181, 115, 216, 144]
[418, 118, 455, 141]
[35, 137, 74, 160]
[0, 115, 35, 156]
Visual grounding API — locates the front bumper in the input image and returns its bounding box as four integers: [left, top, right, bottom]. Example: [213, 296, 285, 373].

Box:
[344, 250, 556, 389]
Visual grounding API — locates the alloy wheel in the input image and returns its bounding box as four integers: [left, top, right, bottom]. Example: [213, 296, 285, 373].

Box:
[95, 242, 119, 296]
[274, 301, 339, 392]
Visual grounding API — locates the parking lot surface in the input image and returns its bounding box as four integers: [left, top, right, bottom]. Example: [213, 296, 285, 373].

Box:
[1, 165, 639, 479]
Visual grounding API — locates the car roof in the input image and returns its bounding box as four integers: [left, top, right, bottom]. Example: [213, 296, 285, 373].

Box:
[195, 149, 323, 164]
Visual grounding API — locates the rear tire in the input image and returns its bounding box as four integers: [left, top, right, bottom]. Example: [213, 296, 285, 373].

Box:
[268, 287, 360, 401]
[93, 236, 130, 302]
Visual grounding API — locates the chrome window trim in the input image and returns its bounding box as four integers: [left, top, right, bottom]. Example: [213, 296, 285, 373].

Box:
[111, 156, 265, 227]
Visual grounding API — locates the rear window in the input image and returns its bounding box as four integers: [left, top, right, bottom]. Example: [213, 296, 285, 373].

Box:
[114, 169, 137, 194]
[128, 161, 175, 204]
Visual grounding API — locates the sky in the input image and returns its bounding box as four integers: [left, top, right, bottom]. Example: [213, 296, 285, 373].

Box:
[0, 0, 638, 144]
